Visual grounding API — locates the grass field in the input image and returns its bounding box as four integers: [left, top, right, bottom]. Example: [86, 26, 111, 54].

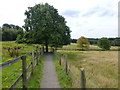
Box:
[1, 41, 42, 88]
[1, 41, 119, 88]
[1, 41, 41, 63]
[57, 43, 118, 88]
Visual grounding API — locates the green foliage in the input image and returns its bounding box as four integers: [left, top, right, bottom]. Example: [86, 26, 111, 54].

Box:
[88, 38, 98, 45]
[71, 39, 77, 43]
[113, 38, 120, 46]
[77, 36, 90, 49]
[22, 3, 71, 52]
[1, 24, 23, 41]
[97, 38, 111, 50]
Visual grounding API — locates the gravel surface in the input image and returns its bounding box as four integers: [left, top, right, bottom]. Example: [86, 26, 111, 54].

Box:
[40, 54, 60, 88]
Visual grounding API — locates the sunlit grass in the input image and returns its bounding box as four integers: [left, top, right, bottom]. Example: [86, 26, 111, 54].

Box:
[1, 41, 41, 88]
[57, 50, 118, 88]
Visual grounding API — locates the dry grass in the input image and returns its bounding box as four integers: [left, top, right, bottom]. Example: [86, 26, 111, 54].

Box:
[57, 50, 118, 88]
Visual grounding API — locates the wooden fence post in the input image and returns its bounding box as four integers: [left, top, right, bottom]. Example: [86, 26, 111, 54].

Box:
[39, 47, 41, 57]
[65, 54, 68, 74]
[36, 48, 39, 65]
[40, 47, 42, 55]
[59, 54, 61, 65]
[80, 68, 86, 88]
[21, 56, 27, 88]
[42, 47, 44, 54]
[32, 50, 34, 74]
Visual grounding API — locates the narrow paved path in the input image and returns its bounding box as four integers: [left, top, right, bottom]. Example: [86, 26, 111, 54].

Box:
[40, 54, 60, 88]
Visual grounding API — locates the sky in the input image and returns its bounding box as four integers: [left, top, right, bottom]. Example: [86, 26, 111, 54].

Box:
[0, 0, 119, 39]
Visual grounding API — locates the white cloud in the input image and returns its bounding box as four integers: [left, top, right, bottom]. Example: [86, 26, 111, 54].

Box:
[0, 0, 119, 38]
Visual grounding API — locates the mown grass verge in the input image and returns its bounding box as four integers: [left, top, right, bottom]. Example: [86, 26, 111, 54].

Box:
[53, 54, 72, 88]
[27, 55, 45, 88]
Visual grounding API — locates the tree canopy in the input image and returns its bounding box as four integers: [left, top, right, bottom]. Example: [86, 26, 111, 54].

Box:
[20, 3, 71, 52]
[97, 38, 111, 50]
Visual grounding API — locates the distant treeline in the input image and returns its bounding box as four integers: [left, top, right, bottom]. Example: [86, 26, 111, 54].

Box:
[0, 23, 24, 41]
[71, 37, 120, 46]
[0, 23, 120, 46]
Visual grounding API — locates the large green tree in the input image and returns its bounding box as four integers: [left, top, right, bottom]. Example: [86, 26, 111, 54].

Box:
[23, 3, 71, 52]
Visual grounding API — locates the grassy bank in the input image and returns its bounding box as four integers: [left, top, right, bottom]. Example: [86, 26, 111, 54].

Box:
[53, 54, 72, 88]
[27, 55, 45, 88]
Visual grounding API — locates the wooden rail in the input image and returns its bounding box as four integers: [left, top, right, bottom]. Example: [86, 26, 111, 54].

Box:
[0, 52, 31, 69]
[1, 47, 44, 89]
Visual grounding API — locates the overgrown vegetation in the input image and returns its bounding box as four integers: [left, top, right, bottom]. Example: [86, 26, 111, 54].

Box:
[1, 41, 41, 88]
[53, 55, 72, 88]
[1, 41, 40, 63]
[57, 50, 118, 88]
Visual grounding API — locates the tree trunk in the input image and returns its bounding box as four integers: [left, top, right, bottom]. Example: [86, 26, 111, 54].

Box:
[45, 42, 48, 52]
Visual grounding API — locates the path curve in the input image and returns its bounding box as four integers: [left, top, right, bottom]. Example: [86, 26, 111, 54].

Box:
[40, 54, 60, 88]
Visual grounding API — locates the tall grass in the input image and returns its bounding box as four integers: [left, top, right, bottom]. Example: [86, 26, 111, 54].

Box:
[57, 50, 118, 88]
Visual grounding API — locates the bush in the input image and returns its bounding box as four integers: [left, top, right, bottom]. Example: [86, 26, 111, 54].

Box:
[97, 38, 111, 50]
[77, 36, 90, 49]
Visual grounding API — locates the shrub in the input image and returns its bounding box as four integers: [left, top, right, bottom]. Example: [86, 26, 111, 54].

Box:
[77, 36, 90, 49]
[97, 38, 111, 50]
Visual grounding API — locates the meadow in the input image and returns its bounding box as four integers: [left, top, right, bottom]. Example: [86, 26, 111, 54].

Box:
[1, 41, 42, 88]
[1, 41, 119, 88]
[57, 43, 118, 88]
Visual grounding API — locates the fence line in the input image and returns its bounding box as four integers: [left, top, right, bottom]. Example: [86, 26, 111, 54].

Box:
[1, 47, 44, 89]
[55, 52, 99, 88]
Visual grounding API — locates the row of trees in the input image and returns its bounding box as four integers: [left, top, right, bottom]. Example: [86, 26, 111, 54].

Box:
[0, 24, 23, 41]
[77, 36, 115, 50]
[72, 37, 120, 46]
